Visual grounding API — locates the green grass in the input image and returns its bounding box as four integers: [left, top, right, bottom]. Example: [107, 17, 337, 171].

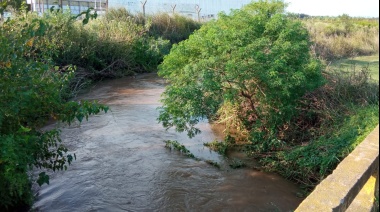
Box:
[262, 105, 379, 189]
[329, 55, 379, 81]
[257, 54, 379, 189]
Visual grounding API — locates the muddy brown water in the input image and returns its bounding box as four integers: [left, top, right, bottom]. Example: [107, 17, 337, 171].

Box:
[32, 73, 303, 211]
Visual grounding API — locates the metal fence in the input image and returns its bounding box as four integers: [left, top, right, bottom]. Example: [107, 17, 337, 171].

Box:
[26, 0, 252, 20]
[109, 0, 252, 20]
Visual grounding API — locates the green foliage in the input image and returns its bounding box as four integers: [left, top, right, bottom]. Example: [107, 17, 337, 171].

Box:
[157, 0, 324, 146]
[0, 7, 199, 210]
[164, 140, 196, 159]
[72, 10, 171, 75]
[258, 62, 379, 189]
[228, 159, 246, 169]
[0, 10, 107, 209]
[104, 8, 202, 45]
[164, 140, 221, 169]
[0, 0, 24, 16]
[5, 8, 171, 97]
[205, 160, 221, 169]
[148, 13, 202, 44]
[263, 105, 379, 189]
[204, 140, 229, 156]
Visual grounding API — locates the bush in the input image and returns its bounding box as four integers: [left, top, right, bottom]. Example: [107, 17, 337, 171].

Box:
[148, 13, 202, 44]
[157, 0, 325, 145]
[259, 64, 379, 189]
[0, 11, 107, 209]
[0, 7, 199, 210]
[8, 9, 171, 96]
[104, 8, 202, 45]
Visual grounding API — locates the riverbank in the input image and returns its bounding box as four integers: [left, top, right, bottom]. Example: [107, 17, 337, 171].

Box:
[0, 9, 201, 210]
[1, 3, 379, 209]
[222, 55, 379, 191]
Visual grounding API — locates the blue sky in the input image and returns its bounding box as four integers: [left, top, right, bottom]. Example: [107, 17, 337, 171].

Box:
[285, 0, 379, 17]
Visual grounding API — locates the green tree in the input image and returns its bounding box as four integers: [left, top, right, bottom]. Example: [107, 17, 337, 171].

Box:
[0, 0, 24, 18]
[0, 11, 106, 209]
[157, 0, 324, 148]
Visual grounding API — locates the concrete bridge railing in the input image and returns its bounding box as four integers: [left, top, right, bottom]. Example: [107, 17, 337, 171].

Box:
[296, 125, 379, 212]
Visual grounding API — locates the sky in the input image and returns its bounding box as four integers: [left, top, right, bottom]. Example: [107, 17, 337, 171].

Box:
[285, 0, 379, 17]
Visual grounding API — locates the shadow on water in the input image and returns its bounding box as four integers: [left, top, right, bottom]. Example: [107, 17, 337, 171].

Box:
[32, 73, 303, 211]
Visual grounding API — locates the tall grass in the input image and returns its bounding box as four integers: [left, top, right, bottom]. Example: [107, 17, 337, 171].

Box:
[302, 16, 379, 60]
[104, 8, 201, 44]
[148, 13, 201, 44]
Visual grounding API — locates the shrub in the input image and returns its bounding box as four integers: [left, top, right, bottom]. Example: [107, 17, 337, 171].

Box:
[0, 11, 107, 209]
[148, 13, 202, 44]
[157, 0, 325, 147]
[104, 8, 202, 45]
[0, 6, 198, 210]
[7, 9, 171, 96]
[260, 64, 379, 189]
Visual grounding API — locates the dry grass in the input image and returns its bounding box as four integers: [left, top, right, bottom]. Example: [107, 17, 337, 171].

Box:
[304, 18, 379, 60]
[103, 8, 201, 44]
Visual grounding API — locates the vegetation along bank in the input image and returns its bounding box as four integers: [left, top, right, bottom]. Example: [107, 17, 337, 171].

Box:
[0, 0, 378, 210]
[157, 0, 379, 192]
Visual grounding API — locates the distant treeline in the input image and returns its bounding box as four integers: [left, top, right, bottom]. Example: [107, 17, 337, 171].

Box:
[288, 13, 379, 20]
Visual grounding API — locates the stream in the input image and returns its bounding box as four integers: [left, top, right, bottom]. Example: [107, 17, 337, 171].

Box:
[32, 73, 303, 211]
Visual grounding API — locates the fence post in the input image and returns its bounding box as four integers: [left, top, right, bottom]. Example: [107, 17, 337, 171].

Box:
[195, 4, 201, 22]
[141, 0, 147, 17]
[171, 4, 176, 14]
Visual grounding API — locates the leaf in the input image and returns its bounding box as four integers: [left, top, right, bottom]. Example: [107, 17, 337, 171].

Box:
[25, 37, 34, 47]
[76, 114, 84, 122]
[37, 172, 50, 186]
[50, 6, 55, 13]
[18, 125, 31, 133]
[82, 18, 89, 25]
